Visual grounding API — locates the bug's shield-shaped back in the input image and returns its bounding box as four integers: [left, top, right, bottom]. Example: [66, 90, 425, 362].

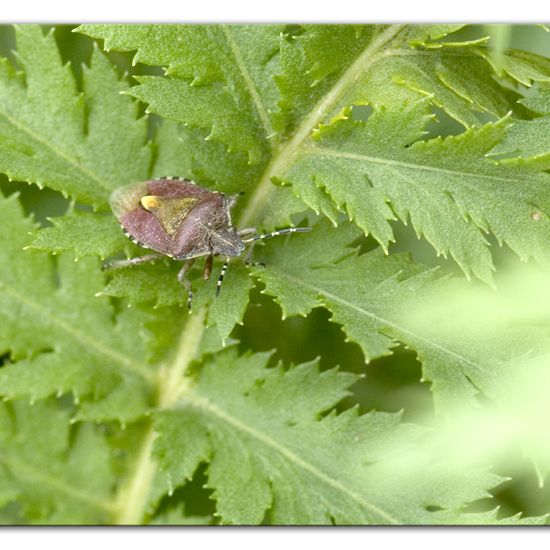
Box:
[110, 179, 228, 259]
[140, 195, 199, 236]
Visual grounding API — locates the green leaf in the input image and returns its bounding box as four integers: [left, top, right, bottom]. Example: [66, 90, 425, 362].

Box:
[153, 348, 525, 525]
[285, 103, 550, 283]
[78, 24, 284, 163]
[0, 25, 151, 208]
[2, 23, 550, 525]
[194, 262, 256, 345]
[153, 121, 263, 196]
[102, 260, 254, 345]
[29, 211, 133, 259]
[275, 25, 527, 135]
[101, 261, 185, 308]
[403, 24, 467, 44]
[0, 192, 153, 423]
[251, 220, 550, 413]
[0, 400, 114, 524]
[489, 85, 550, 170]
[481, 47, 550, 86]
[395, 265, 550, 484]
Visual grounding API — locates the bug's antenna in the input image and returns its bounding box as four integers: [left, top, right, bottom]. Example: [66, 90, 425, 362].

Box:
[217, 228, 311, 297]
[241, 226, 312, 244]
[216, 257, 230, 296]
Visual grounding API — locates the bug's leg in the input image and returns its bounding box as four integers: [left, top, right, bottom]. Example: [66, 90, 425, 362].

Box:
[241, 227, 312, 266]
[177, 259, 196, 311]
[216, 257, 230, 297]
[243, 241, 265, 267]
[103, 253, 164, 271]
[203, 254, 214, 280]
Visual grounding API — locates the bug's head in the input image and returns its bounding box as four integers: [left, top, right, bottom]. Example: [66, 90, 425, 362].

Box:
[210, 228, 246, 257]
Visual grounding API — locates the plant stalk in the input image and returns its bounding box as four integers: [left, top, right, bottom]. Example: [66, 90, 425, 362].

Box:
[238, 24, 405, 228]
[112, 308, 206, 525]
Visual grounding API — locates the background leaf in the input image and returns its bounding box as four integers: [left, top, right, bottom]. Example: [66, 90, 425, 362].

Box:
[0, 400, 114, 524]
[0, 26, 151, 208]
[0, 192, 154, 423]
[79, 24, 283, 163]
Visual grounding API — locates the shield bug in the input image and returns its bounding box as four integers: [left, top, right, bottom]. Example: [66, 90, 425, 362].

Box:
[107, 177, 311, 310]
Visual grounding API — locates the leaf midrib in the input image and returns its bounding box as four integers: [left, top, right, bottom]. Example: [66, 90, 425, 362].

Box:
[238, 24, 407, 227]
[0, 280, 152, 382]
[111, 309, 207, 525]
[220, 25, 275, 142]
[0, 105, 110, 202]
[263, 268, 488, 375]
[186, 393, 401, 525]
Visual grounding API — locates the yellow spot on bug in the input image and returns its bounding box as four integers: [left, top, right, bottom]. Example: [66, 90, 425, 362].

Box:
[141, 195, 161, 210]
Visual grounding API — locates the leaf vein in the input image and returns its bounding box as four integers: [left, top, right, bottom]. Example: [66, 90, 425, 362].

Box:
[302, 144, 522, 186]
[0, 281, 152, 381]
[186, 393, 401, 524]
[0, 109, 110, 196]
[221, 25, 275, 142]
[0, 452, 114, 513]
[239, 24, 407, 227]
[272, 270, 487, 375]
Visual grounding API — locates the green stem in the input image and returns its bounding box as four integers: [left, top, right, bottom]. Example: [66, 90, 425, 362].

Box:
[112, 308, 206, 525]
[239, 24, 405, 228]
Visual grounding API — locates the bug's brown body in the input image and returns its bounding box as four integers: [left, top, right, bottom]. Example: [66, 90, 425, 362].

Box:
[110, 178, 245, 260]
[108, 177, 311, 310]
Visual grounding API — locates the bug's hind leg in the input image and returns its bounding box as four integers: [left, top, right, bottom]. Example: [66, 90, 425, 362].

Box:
[203, 254, 213, 280]
[103, 253, 164, 271]
[177, 259, 196, 311]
